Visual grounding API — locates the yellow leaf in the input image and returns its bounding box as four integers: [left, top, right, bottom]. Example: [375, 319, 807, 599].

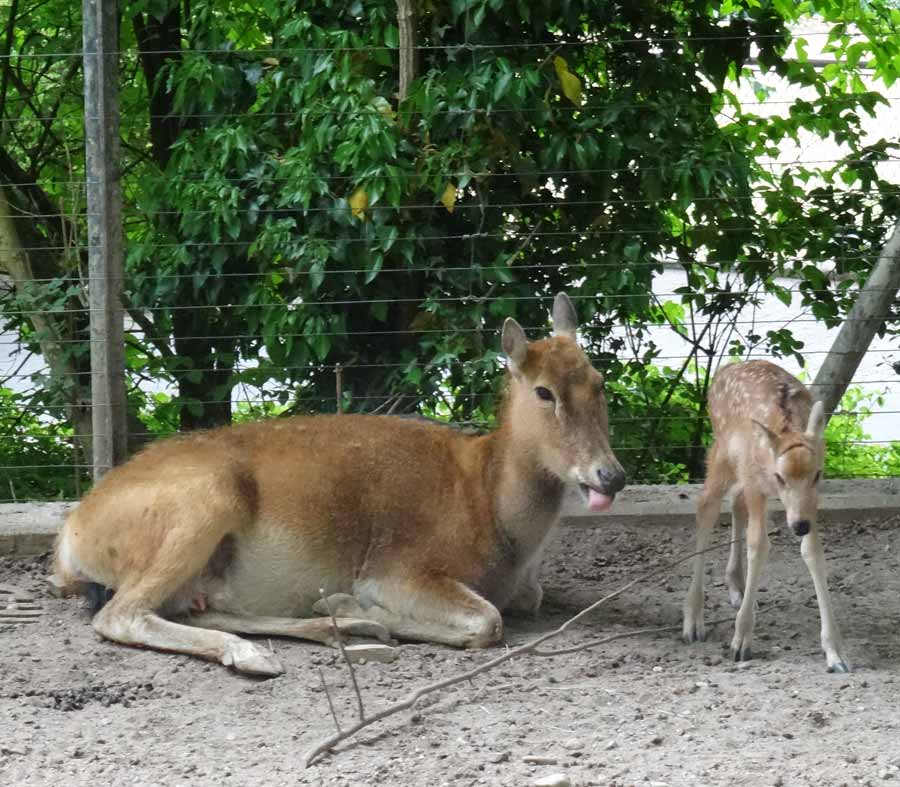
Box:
[349, 187, 368, 220]
[553, 55, 583, 106]
[372, 96, 395, 121]
[440, 183, 457, 213]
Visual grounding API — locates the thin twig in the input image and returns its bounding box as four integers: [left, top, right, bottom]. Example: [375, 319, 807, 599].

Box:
[532, 614, 736, 656]
[304, 531, 758, 766]
[318, 588, 365, 722]
[318, 667, 342, 733]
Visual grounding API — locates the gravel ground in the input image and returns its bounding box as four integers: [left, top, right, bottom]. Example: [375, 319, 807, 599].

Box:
[1, 514, 899, 787]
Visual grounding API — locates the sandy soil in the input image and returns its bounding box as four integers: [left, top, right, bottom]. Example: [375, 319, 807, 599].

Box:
[2, 514, 899, 787]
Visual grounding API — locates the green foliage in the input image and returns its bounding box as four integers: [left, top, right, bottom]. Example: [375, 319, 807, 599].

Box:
[1, 0, 899, 487]
[0, 388, 86, 501]
[825, 387, 900, 478]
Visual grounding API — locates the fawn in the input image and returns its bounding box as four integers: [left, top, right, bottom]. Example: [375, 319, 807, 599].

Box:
[55, 293, 626, 675]
[682, 360, 849, 672]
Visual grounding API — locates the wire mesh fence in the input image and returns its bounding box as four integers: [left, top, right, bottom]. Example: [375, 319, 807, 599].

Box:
[1, 2, 899, 502]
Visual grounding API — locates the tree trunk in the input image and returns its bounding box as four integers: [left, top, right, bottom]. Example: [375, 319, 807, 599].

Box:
[0, 185, 94, 461]
[809, 218, 900, 418]
[396, 0, 416, 102]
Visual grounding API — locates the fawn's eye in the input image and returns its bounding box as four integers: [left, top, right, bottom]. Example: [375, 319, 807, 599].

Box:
[535, 386, 555, 403]
[774, 472, 785, 487]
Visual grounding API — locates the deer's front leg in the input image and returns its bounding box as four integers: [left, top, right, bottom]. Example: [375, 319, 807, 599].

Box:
[504, 558, 543, 617]
[315, 574, 503, 649]
[683, 451, 729, 644]
[801, 526, 850, 673]
[730, 490, 769, 661]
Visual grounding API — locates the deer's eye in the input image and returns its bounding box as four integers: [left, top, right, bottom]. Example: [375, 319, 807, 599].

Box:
[774, 472, 785, 487]
[535, 386, 555, 403]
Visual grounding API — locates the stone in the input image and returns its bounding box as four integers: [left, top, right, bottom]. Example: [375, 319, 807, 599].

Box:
[523, 756, 558, 766]
[531, 774, 571, 787]
[343, 643, 399, 664]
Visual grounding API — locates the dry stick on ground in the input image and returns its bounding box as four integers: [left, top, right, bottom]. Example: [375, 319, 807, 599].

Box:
[305, 530, 773, 766]
[318, 588, 366, 722]
[318, 667, 342, 733]
[532, 615, 738, 657]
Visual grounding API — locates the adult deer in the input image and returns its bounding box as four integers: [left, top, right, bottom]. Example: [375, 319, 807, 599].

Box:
[56, 293, 626, 676]
[682, 360, 850, 672]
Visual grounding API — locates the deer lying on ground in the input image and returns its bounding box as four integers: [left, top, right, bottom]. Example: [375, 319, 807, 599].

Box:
[682, 359, 850, 672]
[55, 293, 626, 676]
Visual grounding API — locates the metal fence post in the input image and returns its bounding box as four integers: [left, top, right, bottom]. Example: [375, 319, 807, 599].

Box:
[83, 0, 127, 481]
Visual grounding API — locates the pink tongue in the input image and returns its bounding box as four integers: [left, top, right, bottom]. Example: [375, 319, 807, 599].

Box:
[588, 488, 614, 512]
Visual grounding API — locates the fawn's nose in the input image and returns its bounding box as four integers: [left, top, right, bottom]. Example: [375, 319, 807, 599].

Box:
[597, 467, 626, 495]
[791, 520, 811, 537]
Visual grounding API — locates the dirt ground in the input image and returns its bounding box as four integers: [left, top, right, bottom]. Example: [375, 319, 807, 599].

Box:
[2, 514, 899, 787]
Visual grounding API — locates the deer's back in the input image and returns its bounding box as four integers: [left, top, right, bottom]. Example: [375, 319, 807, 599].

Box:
[72, 414, 499, 588]
[708, 360, 812, 436]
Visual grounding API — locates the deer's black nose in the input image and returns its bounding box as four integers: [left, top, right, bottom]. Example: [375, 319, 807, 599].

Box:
[791, 520, 811, 537]
[597, 467, 626, 495]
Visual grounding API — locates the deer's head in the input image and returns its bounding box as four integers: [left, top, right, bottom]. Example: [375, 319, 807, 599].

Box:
[501, 293, 625, 511]
[752, 400, 826, 537]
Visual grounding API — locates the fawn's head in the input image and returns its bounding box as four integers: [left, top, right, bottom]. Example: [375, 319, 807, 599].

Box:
[752, 400, 826, 537]
[500, 293, 625, 511]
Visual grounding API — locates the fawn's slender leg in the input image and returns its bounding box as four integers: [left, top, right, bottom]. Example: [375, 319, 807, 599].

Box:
[730, 489, 769, 661]
[683, 442, 732, 644]
[800, 526, 851, 672]
[725, 490, 748, 608]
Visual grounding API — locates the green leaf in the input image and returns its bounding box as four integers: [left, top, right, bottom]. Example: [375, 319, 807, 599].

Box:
[623, 241, 641, 262]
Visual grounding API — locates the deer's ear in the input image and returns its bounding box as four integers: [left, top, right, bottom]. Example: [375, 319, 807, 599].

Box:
[751, 418, 780, 456]
[806, 400, 826, 438]
[551, 292, 578, 340]
[502, 318, 528, 375]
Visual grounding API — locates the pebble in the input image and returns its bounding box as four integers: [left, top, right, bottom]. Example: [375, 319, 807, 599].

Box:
[531, 775, 571, 787]
[605, 740, 618, 750]
[343, 643, 399, 664]
[523, 756, 558, 765]
[560, 738, 583, 751]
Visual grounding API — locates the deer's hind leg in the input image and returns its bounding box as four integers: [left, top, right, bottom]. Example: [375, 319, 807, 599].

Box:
[683, 441, 733, 644]
[91, 474, 283, 677]
[725, 489, 748, 608]
[181, 611, 393, 647]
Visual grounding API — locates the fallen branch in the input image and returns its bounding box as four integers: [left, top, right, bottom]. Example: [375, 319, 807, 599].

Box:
[304, 531, 761, 766]
[318, 588, 365, 722]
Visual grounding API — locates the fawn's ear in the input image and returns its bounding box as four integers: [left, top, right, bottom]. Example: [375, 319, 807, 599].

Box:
[551, 292, 578, 340]
[751, 418, 780, 456]
[806, 400, 826, 439]
[502, 318, 528, 376]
